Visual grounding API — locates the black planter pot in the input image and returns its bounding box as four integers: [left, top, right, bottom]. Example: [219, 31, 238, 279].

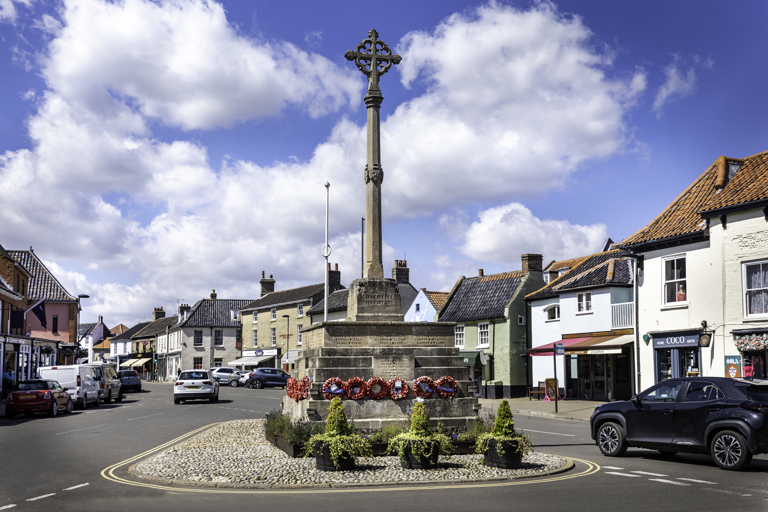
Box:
[483, 439, 522, 469]
[400, 441, 440, 469]
[314, 442, 355, 472]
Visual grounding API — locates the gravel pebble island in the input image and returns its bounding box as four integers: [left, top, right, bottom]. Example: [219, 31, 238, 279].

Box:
[134, 420, 568, 488]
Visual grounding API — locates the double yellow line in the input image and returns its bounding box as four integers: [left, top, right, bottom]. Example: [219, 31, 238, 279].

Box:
[102, 424, 602, 494]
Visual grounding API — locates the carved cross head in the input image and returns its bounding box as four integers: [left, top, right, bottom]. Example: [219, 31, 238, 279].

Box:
[345, 29, 402, 90]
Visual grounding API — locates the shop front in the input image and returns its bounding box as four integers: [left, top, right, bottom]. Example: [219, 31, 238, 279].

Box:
[732, 328, 768, 379]
[650, 330, 703, 382]
[460, 350, 490, 398]
[529, 334, 635, 401]
[229, 348, 280, 371]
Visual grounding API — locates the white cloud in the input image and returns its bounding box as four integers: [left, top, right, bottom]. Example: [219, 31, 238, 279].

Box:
[0, 0, 32, 23]
[457, 202, 608, 264]
[0, 1, 643, 325]
[653, 54, 712, 116]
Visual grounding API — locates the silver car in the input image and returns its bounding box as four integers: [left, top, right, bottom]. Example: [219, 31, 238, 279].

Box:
[173, 370, 219, 404]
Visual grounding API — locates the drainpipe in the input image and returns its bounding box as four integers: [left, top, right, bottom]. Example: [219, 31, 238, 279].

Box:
[623, 253, 644, 395]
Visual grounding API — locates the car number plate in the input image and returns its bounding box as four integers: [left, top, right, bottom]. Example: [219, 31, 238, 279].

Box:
[20, 394, 36, 399]
[187, 386, 200, 389]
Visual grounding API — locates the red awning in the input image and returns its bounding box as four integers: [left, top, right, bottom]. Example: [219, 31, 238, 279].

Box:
[528, 338, 589, 357]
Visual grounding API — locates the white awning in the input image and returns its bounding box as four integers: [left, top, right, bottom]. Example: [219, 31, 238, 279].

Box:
[132, 358, 151, 366]
[281, 349, 302, 365]
[227, 355, 275, 367]
[119, 358, 137, 367]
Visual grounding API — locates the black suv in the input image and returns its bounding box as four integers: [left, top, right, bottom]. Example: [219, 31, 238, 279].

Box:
[591, 377, 768, 470]
[245, 368, 289, 389]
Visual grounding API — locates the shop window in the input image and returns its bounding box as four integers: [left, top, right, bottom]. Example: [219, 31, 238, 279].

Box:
[577, 293, 592, 312]
[546, 305, 560, 321]
[663, 255, 687, 305]
[454, 325, 464, 349]
[743, 260, 768, 318]
[271, 327, 276, 346]
[214, 330, 223, 346]
[656, 346, 700, 381]
[194, 330, 203, 347]
[478, 323, 489, 348]
[193, 357, 203, 369]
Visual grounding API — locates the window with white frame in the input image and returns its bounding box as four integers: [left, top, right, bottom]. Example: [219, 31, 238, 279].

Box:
[577, 292, 592, 312]
[297, 324, 303, 346]
[214, 330, 223, 346]
[744, 260, 768, 318]
[478, 323, 490, 348]
[193, 357, 203, 369]
[297, 304, 304, 318]
[213, 358, 222, 367]
[454, 325, 464, 348]
[546, 305, 560, 321]
[252, 312, 257, 324]
[252, 329, 258, 346]
[271, 308, 276, 321]
[663, 255, 687, 305]
[194, 330, 203, 347]
[271, 327, 276, 346]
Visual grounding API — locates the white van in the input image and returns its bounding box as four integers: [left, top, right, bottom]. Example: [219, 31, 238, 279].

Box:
[38, 365, 100, 409]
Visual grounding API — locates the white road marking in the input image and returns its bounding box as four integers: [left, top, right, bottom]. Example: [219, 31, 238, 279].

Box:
[0, 505, 16, 510]
[602, 466, 624, 470]
[521, 429, 575, 437]
[705, 488, 752, 497]
[649, 479, 690, 486]
[56, 424, 108, 435]
[27, 493, 56, 501]
[63, 483, 89, 491]
[84, 411, 95, 414]
[605, 472, 641, 477]
[128, 412, 164, 421]
[677, 478, 716, 484]
[631, 471, 668, 477]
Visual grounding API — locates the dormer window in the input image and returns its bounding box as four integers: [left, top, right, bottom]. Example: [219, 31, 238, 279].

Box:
[558, 268, 569, 277]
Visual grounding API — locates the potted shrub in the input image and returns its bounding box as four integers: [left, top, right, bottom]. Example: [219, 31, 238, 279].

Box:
[304, 397, 371, 471]
[475, 400, 533, 469]
[387, 401, 452, 469]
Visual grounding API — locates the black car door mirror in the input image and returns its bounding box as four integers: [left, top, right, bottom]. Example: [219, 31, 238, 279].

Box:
[631, 394, 641, 405]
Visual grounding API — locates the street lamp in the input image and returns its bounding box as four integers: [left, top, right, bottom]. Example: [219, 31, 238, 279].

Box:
[322, 182, 331, 323]
[282, 314, 290, 371]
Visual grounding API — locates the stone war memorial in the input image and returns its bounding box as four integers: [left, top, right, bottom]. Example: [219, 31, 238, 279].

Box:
[282, 30, 478, 429]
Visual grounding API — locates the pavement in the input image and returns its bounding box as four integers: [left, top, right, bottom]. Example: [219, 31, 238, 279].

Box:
[478, 397, 604, 423]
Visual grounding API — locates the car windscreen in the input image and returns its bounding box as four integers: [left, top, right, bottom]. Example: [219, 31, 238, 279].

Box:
[743, 385, 768, 402]
[179, 371, 207, 380]
[19, 381, 48, 390]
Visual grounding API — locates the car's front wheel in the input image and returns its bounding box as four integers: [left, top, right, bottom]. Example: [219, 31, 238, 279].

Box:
[597, 421, 628, 457]
[711, 430, 752, 470]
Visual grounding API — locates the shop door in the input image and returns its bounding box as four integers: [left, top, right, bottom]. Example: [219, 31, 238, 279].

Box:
[592, 356, 606, 400]
[577, 356, 590, 400]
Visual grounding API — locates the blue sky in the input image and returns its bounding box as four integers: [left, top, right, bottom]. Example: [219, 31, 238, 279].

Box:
[2, 0, 767, 326]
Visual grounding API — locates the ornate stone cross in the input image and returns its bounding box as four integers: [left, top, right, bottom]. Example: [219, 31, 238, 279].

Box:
[345, 30, 402, 280]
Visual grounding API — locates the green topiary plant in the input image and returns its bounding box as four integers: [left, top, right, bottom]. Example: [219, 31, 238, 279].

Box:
[304, 397, 371, 469]
[475, 400, 533, 457]
[387, 401, 453, 466]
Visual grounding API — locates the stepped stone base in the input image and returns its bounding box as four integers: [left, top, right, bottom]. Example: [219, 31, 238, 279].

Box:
[282, 322, 480, 430]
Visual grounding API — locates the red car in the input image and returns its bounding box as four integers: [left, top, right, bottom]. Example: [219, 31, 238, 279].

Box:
[5, 380, 73, 419]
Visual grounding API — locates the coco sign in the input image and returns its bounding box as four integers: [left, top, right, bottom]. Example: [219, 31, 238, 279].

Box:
[652, 333, 700, 348]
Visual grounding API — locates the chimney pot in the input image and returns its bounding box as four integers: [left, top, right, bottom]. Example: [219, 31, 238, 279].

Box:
[210, 289, 217, 300]
[479, 269, 484, 277]
[261, 270, 265, 278]
[335, 263, 338, 271]
[327, 262, 331, 270]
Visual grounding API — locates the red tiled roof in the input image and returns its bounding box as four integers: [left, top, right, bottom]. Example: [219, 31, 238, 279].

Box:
[425, 291, 449, 310]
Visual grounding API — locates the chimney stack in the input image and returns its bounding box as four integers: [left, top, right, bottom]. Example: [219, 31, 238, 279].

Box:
[178, 303, 191, 318]
[153, 307, 165, 321]
[392, 260, 410, 284]
[328, 262, 342, 289]
[521, 254, 543, 273]
[98, 315, 103, 324]
[478, 269, 484, 277]
[210, 289, 217, 300]
[260, 271, 275, 297]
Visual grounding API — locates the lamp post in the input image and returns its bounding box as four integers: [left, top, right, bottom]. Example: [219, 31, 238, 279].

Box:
[282, 314, 290, 371]
[322, 182, 332, 322]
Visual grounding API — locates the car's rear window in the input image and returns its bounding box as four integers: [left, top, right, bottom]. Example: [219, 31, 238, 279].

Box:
[19, 381, 47, 390]
[744, 385, 768, 402]
[118, 371, 137, 378]
[179, 371, 207, 380]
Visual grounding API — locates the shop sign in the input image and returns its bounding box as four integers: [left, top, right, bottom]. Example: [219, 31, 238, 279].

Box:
[554, 343, 564, 355]
[724, 355, 742, 378]
[652, 333, 700, 348]
[588, 349, 622, 355]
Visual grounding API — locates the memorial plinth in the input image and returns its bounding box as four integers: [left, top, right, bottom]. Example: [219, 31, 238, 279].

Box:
[282, 322, 479, 429]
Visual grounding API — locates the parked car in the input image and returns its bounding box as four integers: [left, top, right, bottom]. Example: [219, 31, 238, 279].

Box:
[210, 367, 238, 383]
[591, 377, 768, 470]
[245, 368, 290, 389]
[38, 365, 100, 409]
[5, 380, 73, 419]
[88, 364, 122, 403]
[227, 371, 249, 387]
[117, 370, 142, 392]
[174, 370, 219, 404]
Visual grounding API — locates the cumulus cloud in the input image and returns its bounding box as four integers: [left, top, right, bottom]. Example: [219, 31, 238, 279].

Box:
[457, 202, 608, 264]
[0, 0, 32, 23]
[653, 54, 712, 116]
[0, 1, 643, 325]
